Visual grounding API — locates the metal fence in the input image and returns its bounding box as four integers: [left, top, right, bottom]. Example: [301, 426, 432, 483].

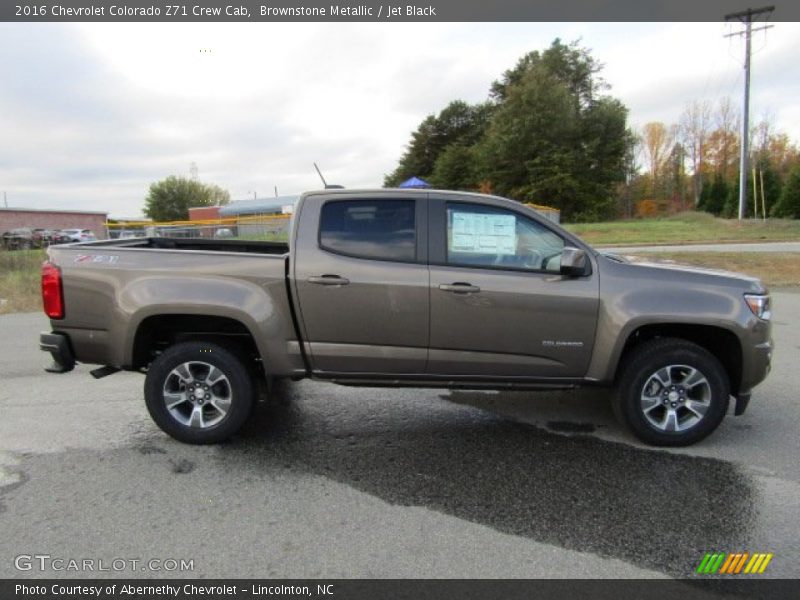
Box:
[107, 214, 292, 241]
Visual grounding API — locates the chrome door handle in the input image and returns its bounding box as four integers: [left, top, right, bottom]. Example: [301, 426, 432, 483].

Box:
[308, 275, 350, 286]
[439, 282, 480, 294]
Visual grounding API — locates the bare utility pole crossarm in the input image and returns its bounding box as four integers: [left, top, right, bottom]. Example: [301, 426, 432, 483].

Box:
[724, 5, 775, 220]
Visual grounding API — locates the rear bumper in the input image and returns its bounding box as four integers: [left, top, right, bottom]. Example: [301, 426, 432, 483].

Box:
[40, 332, 75, 373]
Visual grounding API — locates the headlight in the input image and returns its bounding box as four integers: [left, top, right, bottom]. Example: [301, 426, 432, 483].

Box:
[744, 294, 771, 320]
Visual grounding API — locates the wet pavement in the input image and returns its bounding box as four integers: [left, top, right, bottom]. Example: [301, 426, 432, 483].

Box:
[1, 295, 798, 579]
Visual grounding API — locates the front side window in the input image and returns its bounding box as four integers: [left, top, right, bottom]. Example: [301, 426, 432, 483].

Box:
[320, 199, 416, 262]
[446, 203, 564, 272]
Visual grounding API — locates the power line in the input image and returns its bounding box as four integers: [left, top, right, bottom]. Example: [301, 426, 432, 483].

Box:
[724, 5, 775, 220]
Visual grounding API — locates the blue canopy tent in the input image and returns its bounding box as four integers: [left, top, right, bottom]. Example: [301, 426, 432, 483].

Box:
[398, 176, 432, 189]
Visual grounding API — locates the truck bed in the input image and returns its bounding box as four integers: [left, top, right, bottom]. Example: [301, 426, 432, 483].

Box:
[45, 236, 297, 372]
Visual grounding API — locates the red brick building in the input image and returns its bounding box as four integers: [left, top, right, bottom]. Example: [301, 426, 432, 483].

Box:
[188, 206, 221, 221]
[0, 208, 108, 238]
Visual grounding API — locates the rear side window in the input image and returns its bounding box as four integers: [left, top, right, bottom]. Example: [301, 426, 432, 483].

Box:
[319, 199, 416, 262]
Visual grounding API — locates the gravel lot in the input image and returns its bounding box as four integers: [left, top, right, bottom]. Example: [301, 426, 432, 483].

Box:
[1, 293, 799, 579]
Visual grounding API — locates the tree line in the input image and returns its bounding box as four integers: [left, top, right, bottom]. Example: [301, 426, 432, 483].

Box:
[626, 100, 800, 219]
[384, 39, 800, 221]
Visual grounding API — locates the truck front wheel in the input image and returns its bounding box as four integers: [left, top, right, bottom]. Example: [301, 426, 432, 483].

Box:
[614, 338, 730, 446]
[144, 341, 255, 444]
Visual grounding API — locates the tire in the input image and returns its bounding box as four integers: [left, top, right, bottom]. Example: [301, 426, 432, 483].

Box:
[144, 341, 255, 444]
[613, 338, 730, 446]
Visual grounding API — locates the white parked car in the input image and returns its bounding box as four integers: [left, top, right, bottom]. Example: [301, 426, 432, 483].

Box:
[213, 228, 234, 239]
[60, 229, 98, 242]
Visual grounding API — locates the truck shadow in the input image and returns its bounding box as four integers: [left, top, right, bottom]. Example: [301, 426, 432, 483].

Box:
[231, 381, 757, 578]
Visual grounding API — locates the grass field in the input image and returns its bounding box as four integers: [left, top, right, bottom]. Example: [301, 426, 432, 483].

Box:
[566, 212, 800, 246]
[625, 252, 800, 287]
[0, 249, 45, 314]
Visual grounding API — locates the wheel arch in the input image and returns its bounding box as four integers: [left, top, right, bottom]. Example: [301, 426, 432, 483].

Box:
[129, 312, 264, 375]
[614, 323, 743, 395]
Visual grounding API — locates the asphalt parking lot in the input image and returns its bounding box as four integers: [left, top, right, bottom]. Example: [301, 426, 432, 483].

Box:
[1, 292, 799, 579]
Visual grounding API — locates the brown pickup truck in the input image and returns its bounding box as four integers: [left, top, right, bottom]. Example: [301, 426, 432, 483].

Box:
[39, 189, 772, 446]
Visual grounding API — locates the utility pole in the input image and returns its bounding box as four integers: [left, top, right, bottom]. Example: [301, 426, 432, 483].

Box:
[725, 5, 774, 220]
[2, 191, 6, 208]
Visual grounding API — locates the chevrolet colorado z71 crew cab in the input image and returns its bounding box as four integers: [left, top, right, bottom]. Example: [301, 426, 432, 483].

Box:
[39, 189, 772, 446]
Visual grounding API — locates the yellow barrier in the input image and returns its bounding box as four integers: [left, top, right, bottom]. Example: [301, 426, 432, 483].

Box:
[106, 214, 289, 228]
[106, 202, 559, 229]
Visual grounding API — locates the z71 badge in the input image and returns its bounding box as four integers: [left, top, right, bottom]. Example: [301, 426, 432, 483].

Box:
[74, 254, 119, 265]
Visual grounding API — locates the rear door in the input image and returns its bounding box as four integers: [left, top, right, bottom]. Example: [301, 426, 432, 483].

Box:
[427, 196, 599, 378]
[292, 192, 429, 375]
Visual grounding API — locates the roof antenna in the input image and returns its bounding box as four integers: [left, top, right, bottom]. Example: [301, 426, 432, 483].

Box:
[313, 162, 327, 188]
[313, 163, 344, 190]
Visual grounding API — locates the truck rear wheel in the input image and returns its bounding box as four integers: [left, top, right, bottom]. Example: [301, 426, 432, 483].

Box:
[144, 341, 255, 444]
[614, 338, 730, 446]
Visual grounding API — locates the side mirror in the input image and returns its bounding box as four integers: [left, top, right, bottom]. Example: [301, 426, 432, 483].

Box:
[560, 247, 588, 278]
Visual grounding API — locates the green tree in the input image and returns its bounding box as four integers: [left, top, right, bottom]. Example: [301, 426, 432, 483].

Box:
[384, 39, 630, 220]
[383, 100, 493, 187]
[700, 173, 728, 216]
[490, 38, 603, 107]
[616, 128, 642, 218]
[722, 178, 758, 218]
[143, 176, 231, 222]
[206, 183, 231, 206]
[752, 158, 782, 218]
[430, 144, 479, 190]
[478, 40, 628, 221]
[771, 165, 800, 218]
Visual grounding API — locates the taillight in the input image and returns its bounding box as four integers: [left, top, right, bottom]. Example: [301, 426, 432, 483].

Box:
[42, 262, 64, 319]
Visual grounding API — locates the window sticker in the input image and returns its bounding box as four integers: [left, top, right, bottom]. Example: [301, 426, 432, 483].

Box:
[450, 211, 516, 255]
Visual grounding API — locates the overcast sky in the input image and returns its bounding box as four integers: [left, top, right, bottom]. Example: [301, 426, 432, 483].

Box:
[1, 22, 798, 218]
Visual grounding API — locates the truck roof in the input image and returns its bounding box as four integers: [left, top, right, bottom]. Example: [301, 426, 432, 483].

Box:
[301, 188, 512, 203]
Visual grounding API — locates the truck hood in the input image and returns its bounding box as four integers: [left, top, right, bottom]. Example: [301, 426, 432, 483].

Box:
[600, 252, 768, 294]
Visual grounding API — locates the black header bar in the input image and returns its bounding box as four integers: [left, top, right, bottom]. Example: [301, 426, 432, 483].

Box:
[2, 0, 799, 22]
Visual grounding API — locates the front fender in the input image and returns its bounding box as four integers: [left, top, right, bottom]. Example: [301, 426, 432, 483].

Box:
[586, 265, 751, 384]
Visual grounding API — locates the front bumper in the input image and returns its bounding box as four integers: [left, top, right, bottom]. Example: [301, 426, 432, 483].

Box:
[40, 332, 75, 373]
[735, 338, 772, 416]
[741, 338, 772, 391]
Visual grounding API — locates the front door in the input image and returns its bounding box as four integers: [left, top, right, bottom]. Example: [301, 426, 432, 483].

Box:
[427, 198, 599, 378]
